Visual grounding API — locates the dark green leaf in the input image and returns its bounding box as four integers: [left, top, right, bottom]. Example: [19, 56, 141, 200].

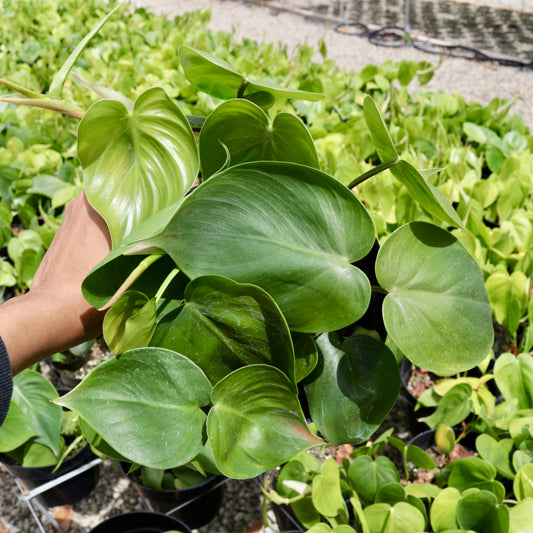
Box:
[305, 333, 400, 444]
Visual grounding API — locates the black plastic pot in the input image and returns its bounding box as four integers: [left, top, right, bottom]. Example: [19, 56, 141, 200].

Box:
[88, 511, 192, 533]
[119, 462, 225, 529]
[408, 426, 477, 453]
[272, 501, 304, 532]
[0, 443, 100, 507]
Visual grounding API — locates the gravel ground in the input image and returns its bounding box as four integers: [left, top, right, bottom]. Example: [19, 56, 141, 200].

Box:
[1, 1, 530, 531]
[139, 0, 533, 129]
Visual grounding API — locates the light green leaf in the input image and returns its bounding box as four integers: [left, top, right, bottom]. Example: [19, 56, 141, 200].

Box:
[199, 99, 319, 178]
[376, 222, 493, 375]
[312, 459, 348, 519]
[476, 433, 514, 479]
[364, 502, 425, 533]
[56, 348, 211, 469]
[103, 291, 156, 355]
[207, 365, 322, 478]
[509, 497, 533, 533]
[78, 87, 199, 245]
[494, 352, 533, 409]
[430, 487, 461, 532]
[419, 384, 473, 429]
[514, 464, 533, 501]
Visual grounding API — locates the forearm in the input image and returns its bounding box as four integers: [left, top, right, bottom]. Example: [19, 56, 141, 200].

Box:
[0, 289, 105, 376]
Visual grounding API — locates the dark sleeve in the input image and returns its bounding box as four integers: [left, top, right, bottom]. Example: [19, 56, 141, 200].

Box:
[0, 337, 13, 427]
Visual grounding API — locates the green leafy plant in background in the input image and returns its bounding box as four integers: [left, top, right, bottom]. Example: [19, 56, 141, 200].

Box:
[265, 427, 532, 533]
[0, 369, 84, 468]
[0, 4, 495, 481]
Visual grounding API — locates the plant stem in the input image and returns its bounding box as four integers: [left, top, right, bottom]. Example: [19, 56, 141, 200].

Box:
[155, 268, 180, 303]
[348, 157, 399, 189]
[237, 80, 249, 98]
[371, 285, 388, 295]
[99, 253, 164, 311]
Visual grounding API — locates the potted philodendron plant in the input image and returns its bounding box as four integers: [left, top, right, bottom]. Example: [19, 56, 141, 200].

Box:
[0, 369, 100, 507]
[0, 5, 494, 486]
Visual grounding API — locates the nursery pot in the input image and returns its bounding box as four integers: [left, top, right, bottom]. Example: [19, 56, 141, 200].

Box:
[119, 462, 225, 529]
[0, 443, 100, 507]
[88, 511, 192, 533]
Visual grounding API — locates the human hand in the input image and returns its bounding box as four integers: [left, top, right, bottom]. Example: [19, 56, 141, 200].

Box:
[0, 192, 112, 374]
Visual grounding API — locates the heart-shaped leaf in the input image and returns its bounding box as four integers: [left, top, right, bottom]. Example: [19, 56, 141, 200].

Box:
[494, 352, 533, 409]
[151, 275, 295, 384]
[56, 348, 211, 469]
[430, 487, 461, 532]
[78, 87, 199, 245]
[312, 459, 349, 519]
[199, 99, 319, 178]
[0, 402, 38, 453]
[348, 455, 400, 505]
[514, 464, 533, 501]
[179, 45, 323, 102]
[456, 491, 509, 533]
[11, 370, 62, 456]
[305, 333, 400, 444]
[207, 365, 322, 478]
[103, 291, 156, 355]
[376, 222, 493, 375]
[364, 502, 426, 533]
[150, 161, 375, 333]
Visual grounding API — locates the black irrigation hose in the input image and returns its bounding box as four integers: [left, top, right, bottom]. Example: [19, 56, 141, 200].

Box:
[335, 21, 533, 69]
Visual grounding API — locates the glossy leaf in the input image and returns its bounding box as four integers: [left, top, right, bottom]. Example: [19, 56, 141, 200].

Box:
[509, 497, 533, 533]
[447, 457, 497, 492]
[81, 203, 186, 310]
[11, 370, 62, 455]
[56, 348, 211, 469]
[78, 87, 199, 245]
[48, 3, 124, 97]
[207, 365, 322, 478]
[348, 455, 400, 505]
[494, 352, 533, 409]
[199, 99, 319, 178]
[514, 464, 533, 501]
[150, 161, 375, 332]
[376, 222, 493, 375]
[430, 487, 461, 532]
[151, 275, 296, 384]
[363, 96, 399, 162]
[305, 333, 400, 444]
[364, 502, 425, 533]
[456, 491, 509, 533]
[476, 433, 514, 479]
[419, 383, 473, 429]
[0, 402, 38, 453]
[312, 459, 349, 519]
[103, 291, 156, 355]
[179, 45, 323, 102]
[363, 96, 463, 228]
